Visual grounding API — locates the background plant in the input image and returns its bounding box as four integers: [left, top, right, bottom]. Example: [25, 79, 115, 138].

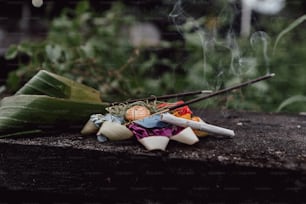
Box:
[166, 0, 306, 112]
[4, 1, 177, 102]
[3, 0, 306, 112]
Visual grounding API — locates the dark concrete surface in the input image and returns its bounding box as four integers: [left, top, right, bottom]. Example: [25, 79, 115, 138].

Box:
[0, 109, 306, 203]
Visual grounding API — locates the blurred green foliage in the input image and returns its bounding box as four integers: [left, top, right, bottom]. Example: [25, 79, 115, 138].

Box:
[166, 1, 306, 112]
[3, 0, 306, 112]
[260, 14, 306, 112]
[4, 1, 175, 102]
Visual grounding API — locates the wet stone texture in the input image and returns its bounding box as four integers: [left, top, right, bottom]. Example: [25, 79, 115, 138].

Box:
[0, 109, 306, 202]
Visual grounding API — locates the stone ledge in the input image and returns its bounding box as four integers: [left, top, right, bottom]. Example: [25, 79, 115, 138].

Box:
[0, 110, 306, 202]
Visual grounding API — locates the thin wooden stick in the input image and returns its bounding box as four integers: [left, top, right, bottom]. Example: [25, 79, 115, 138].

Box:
[165, 73, 275, 111]
[110, 90, 212, 106]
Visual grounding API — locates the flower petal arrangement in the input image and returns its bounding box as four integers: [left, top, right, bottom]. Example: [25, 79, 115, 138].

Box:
[81, 99, 235, 151]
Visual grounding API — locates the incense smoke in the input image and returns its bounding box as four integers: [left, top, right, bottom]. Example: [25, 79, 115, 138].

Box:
[250, 31, 271, 74]
[169, 0, 272, 89]
[169, 0, 211, 87]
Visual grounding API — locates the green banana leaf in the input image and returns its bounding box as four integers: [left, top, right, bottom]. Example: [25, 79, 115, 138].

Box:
[16, 70, 103, 102]
[0, 70, 109, 137]
[0, 95, 108, 135]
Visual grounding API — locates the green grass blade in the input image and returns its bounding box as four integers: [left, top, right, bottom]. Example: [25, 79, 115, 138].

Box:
[273, 15, 306, 55]
[276, 95, 306, 112]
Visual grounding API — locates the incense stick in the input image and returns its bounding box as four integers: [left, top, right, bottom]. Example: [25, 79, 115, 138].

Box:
[110, 89, 212, 106]
[166, 73, 275, 111]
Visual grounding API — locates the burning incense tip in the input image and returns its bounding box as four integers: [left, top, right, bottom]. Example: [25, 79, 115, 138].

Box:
[201, 90, 213, 94]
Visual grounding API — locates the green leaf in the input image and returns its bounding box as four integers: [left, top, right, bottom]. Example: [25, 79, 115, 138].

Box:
[0, 95, 108, 135]
[51, 15, 72, 29]
[4, 44, 18, 59]
[6, 71, 21, 92]
[79, 12, 92, 24]
[76, 0, 90, 15]
[18, 42, 33, 56]
[16, 70, 103, 103]
[45, 44, 63, 64]
[0, 70, 110, 137]
[80, 41, 95, 58]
